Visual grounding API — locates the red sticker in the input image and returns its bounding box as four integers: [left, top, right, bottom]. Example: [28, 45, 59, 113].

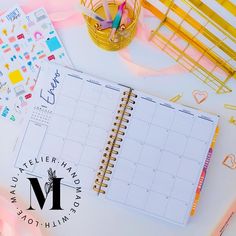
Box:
[25, 94, 32, 99]
[4, 48, 11, 53]
[39, 54, 46, 59]
[17, 34, 25, 40]
[48, 55, 55, 61]
[9, 36, 16, 43]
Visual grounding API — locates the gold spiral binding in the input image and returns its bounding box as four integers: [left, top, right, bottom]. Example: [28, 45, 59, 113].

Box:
[93, 90, 137, 195]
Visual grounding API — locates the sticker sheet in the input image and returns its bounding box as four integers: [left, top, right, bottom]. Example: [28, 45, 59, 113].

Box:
[0, 6, 71, 123]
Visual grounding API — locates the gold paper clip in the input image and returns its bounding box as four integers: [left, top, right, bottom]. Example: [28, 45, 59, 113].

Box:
[169, 93, 183, 103]
[224, 104, 236, 110]
[222, 154, 236, 169]
[229, 116, 236, 125]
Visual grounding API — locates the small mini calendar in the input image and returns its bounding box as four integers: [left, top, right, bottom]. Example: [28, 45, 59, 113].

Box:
[31, 106, 52, 125]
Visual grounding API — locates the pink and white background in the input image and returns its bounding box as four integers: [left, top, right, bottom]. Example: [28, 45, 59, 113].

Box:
[0, 0, 236, 235]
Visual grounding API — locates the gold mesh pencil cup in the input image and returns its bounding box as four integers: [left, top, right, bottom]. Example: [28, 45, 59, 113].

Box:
[81, 0, 141, 51]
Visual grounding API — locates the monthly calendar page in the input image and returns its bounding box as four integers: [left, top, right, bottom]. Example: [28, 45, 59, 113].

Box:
[14, 63, 129, 191]
[105, 90, 219, 225]
[13, 63, 219, 226]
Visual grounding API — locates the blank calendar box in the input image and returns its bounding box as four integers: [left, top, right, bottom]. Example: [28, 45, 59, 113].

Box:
[177, 159, 200, 182]
[80, 146, 101, 169]
[93, 107, 113, 130]
[172, 112, 194, 135]
[152, 104, 175, 128]
[152, 172, 175, 195]
[48, 115, 70, 137]
[55, 96, 76, 118]
[139, 145, 162, 168]
[191, 118, 214, 141]
[41, 134, 64, 157]
[132, 165, 155, 188]
[127, 119, 149, 141]
[67, 121, 90, 143]
[158, 151, 181, 175]
[184, 138, 208, 161]
[74, 101, 95, 124]
[126, 185, 149, 209]
[87, 127, 108, 148]
[146, 125, 168, 148]
[107, 179, 130, 203]
[145, 191, 168, 216]
[113, 159, 136, 182]
[99, 88, 120, 110]
[62, 140, 84, 163]
[80, 83, 102, 105]
[133, 98, 156, 122]
[62, 75, 83, 99]
[165, 131, 187, 155]
[165, 199, 188, 224]
[121, 138, 143, 163]
[171, 179, 194, 202]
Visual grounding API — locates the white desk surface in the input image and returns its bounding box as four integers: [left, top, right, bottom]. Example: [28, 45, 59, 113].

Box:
[0, 1, 236, 236]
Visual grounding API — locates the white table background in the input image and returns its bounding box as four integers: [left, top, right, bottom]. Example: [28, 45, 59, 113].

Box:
[0, 1, 236, 235]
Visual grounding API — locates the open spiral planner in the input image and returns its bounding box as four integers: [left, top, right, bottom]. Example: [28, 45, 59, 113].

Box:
[14, 63, 219, 226]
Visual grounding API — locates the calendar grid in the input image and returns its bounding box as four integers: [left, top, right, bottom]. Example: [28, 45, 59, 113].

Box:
[16, 70, 129, 192]
[14, 64, 219, 226]
[106, 92, 217, 225]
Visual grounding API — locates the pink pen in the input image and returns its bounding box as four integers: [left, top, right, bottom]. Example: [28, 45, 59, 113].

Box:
[109, 1, 126, 42]
[120, 8, 129, 31]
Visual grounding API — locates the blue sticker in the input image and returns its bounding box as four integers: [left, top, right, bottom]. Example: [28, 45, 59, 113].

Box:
[46, 36, 61, 52]
[1, 106, 9, 117]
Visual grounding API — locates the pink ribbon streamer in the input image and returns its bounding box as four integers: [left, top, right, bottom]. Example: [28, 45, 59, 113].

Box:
[119, 48, 187, 76]
[117, 9, 187, 76]
[1, 0, 225, 78]
[0, 191, 45, 236]
[21, 0, 85, 29]
[0, 0, 187, 77]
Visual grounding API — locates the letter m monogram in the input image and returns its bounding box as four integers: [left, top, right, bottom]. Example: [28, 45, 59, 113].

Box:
[27, 173, 63, 210]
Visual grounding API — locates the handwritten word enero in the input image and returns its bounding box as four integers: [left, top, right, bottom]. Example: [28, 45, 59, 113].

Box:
[40, 69, 61, 105]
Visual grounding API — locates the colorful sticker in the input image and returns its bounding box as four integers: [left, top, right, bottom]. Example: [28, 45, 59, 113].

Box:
[0, 6, 72, 122]
[8, 70, 24, 84]
[46, 36, 62, 52]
